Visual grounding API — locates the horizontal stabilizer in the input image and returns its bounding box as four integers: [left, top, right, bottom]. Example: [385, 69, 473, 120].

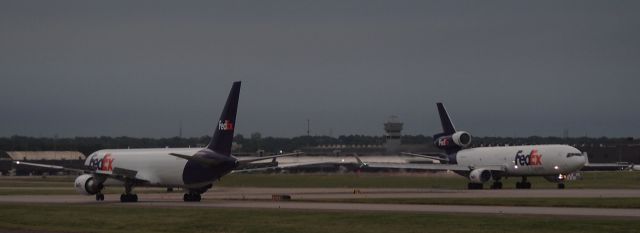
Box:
[237, 152, 303, 165]
[169, 153, 223, 167]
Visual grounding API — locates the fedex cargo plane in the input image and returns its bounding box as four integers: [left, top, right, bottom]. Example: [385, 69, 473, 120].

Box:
[15, 81, 297, 202]
[357, 103, 588, 189]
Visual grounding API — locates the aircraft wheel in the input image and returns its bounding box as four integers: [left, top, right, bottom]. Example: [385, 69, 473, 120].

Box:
[557, 183, 565, 189]
[467, 183, 483, 190]
[120, 194, 138, 202]
[183, 193, 202, 202]
[96, 194, 105, 201]
[516, 182, 532, 189]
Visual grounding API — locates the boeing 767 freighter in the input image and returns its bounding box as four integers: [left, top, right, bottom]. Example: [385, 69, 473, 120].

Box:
[15, 81, 298, 202]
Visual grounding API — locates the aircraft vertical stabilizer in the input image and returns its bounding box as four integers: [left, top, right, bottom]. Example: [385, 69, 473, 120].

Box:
[437, 102, 456, 135]
[206, 81, 241, 155]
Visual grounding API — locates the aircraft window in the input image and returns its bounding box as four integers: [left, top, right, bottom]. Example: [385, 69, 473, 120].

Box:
[566, 153, 582, 158]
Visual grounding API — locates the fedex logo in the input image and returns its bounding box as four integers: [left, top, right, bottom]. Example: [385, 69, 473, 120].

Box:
[218, 120, 234, 131]
[437, 137, 451, 147]
[515, 149, 543, 166]
[88, 153, 115, 172]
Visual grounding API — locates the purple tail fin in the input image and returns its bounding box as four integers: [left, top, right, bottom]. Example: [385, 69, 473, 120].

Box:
[206, 81, 241, 155]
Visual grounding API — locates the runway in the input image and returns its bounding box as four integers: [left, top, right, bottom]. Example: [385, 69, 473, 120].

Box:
[1, 188, 639, 217]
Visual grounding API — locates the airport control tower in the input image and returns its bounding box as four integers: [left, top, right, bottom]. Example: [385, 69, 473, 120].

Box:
[384, 115, 403, 154]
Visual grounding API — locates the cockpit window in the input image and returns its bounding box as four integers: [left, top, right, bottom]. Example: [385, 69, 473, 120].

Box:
[566, 153, 582, 158]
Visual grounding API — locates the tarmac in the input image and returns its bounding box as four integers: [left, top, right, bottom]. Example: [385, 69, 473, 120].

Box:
[1, 188, 639, 217]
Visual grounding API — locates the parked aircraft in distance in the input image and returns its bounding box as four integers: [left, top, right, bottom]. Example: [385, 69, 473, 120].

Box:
[15, 81, 299, 202]
[356, 103, 588, 189]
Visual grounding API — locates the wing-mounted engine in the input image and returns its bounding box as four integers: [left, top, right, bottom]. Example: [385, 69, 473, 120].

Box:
[74, 174, 103, 195]
[543, 174, 566, 183]
[434, 131, 472, 150]
[468, 168, 492, 183]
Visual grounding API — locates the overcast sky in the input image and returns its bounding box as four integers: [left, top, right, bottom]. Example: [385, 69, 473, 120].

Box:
[1, 1, 639, 138]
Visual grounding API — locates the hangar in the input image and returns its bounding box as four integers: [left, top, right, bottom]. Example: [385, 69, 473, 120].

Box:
[0, 151, 85, 175]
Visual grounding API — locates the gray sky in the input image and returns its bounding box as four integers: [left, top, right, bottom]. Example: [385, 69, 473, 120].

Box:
[1, 1, 639, 138]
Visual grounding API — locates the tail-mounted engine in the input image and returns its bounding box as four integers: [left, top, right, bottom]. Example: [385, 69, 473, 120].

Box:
[74, 174, 103, 195]
[434, 131, 472, 150]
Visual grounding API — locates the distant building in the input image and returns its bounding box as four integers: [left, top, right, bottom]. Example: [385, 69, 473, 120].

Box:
[384, 116, 403, 154]
[1, 151, 86, 176]
[6, 151, 85, 161]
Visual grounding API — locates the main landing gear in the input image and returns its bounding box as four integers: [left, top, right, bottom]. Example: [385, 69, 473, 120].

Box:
[95, 193, 105, 201]
[490, 181, 503, 189]
[120, 180, 138, 202]
[515, 176, 532, 189]
[183, 184, 211, 202]
[183, 192, 202, 202]
[467, 183, 483, 189]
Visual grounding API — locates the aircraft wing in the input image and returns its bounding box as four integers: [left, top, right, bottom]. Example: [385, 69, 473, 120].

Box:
[232, 161, 347, 173]
[13, 161, 87, 173]
[360, 162, 466, 171]
[582, 163, 632, 171]
[400, 152, 449, 162]
[354, 154, 506, 172]
[13, 161, 148, 183]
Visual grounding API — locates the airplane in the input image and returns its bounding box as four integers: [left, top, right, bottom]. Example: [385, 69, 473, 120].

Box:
[355, 103, 588, 189]
[14, 81, 300, 202]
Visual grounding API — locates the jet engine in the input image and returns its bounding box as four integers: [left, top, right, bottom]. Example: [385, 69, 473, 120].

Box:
[74, 174, 102, 195]
[468, 169, 492, 183]
[451, 131, 472, 148]
[543, 174, 566, 183]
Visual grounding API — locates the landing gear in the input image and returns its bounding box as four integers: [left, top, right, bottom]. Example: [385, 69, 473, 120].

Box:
[467, 183, 483, 189]
[95, 193, 105, 201]
[183, 193, 202, 202]
[120, 180, 138, 203]
[557, 183, 565, 189]
[120, 193, 138, 202]
[516, 176, 532, 189]
[490, 175, 503, 189]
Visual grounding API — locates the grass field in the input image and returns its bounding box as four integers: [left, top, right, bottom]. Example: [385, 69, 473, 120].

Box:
[302, 197, 640, 209]
[0, 204, 639, 233]
[0, 171, 638, 195]
[217, 171, 640, 189]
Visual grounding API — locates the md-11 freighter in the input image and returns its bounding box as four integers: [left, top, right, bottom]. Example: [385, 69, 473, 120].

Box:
[15, 81, 298, 202]
[356, 103, 587, 189]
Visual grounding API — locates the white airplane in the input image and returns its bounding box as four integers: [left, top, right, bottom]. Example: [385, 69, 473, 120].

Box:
[15, 81, 299, 202]
[356, 103, 588, 189]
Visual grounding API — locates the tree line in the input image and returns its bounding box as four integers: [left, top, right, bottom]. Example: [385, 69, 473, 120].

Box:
[0, 134, 635, 156]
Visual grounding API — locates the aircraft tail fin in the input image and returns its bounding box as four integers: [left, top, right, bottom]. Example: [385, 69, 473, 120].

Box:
[436, 102, 456, 135]
[206, 81, 241, 155]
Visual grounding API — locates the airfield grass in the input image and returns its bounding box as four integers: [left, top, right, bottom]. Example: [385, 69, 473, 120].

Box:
[217, 171, 640, 189]
[0, 204, 639, 233]
[302, 197, 640, 209]
[0, 171, 638, 195]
